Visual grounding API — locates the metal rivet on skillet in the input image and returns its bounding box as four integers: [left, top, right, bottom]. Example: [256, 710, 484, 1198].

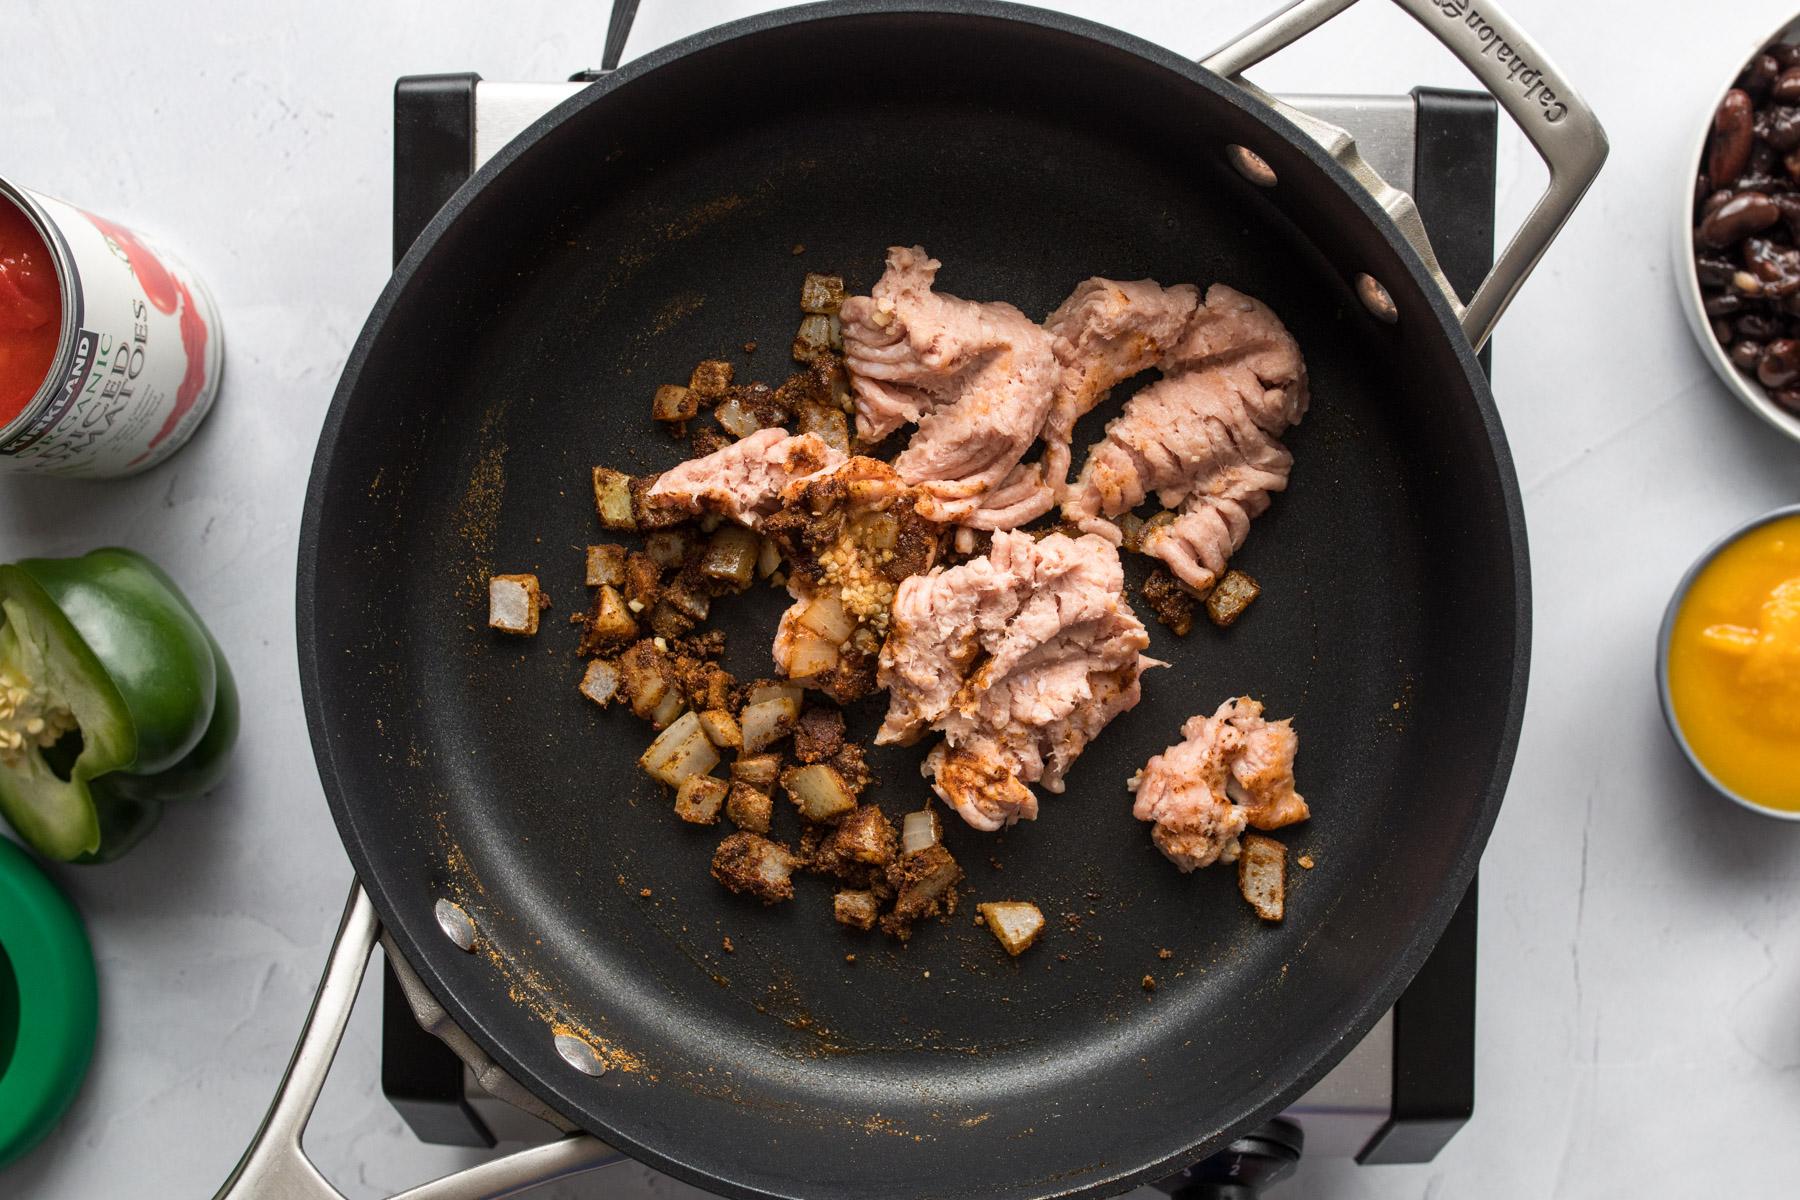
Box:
[1356, 273, 1398, 324]
[554, 1033, 608, 1077]
[434, 898, 477, 951]
[1227, 144, 1277, 188]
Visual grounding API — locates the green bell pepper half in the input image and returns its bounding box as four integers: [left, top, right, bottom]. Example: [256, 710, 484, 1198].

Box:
[0, 548, 237, 862]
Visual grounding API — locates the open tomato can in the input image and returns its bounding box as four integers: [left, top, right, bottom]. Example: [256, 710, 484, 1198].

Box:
[0, 177, 223, 477]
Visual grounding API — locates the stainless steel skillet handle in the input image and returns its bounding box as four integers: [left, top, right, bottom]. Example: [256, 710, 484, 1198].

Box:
[213, 883, 618, 1200]
[1204, 0, 1608, 349]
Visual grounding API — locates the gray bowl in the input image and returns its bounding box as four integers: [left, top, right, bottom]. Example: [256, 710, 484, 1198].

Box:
[1657, 503, 1800, 818]
[1675, 15, 1800, 444]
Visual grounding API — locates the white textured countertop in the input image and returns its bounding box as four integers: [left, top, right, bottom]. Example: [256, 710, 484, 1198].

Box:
[3, 2, 1798, 1197]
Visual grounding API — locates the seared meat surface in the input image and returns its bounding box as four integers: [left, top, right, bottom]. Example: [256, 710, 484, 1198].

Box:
[1063, 284, 1307, 592]
[1130, 696, 1307, 871]
[840, 246, 1058, 529]
[877, 530, 1151, 831]
[647, 431, 941, 702]
[1037, 277, 1201, 508]
[647, 428, 845, 526]
[765, 455, 944, 702]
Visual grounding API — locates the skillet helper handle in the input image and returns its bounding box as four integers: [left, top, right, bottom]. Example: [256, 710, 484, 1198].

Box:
[213, 882, 616, 1200]
[1204, 0, 1607, 350]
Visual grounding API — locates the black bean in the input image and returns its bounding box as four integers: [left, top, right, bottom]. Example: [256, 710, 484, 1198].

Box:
[1775, 68, 1800, 104]
[1770, 383, 1800, 413]
[1766, 106, 1800, 151]
[1745, 53, 1782, 97]
[1699, 191, 1782, 247]
[1772, 43, 1800, 70]
[1771, 193, 1800, 241]
[1744, 237, 1800, 295]
[1758, 338, 1800, 386]
[1737, 312, 1784, 339]
[1713, 317, 1739, 343]
[1705, 291, 1747, 316]
[1731, 339, 1766, 371]
[1697, 253, 1737, 287]
[1701, 189, 1736, 224]
[1735, 172, 1789, 194]
[1711, 90, 1757, 184]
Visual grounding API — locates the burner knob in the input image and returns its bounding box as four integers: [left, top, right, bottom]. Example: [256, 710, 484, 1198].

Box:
[1154, 1118, 1303, 1200]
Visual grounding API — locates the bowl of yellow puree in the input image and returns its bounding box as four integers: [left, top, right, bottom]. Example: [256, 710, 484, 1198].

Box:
[1660, 505, 1800, 817]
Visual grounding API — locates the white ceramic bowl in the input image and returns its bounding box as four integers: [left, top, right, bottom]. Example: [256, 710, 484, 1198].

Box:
[1656, 503, 1800, 819]
[1675, 14, 1800, 444]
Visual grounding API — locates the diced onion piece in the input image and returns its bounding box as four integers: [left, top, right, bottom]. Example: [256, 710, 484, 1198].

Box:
[1237, 834, 1286, 922]
[783, 634, 840, 681]
[747, 681, 804, 708]
[715, 395, 762, 439]
[652, 383, 697, 423]
[855, 510, 899, 551]
[586, 544, 628, 587]
[739, 697, 800, 752]
[487, 574, 541, 636]
[796, 403, 849, 455]
[833, 889, 878, 931]
[793, 314, 834, 363]
[1117, 512, 1146, 554]
[592, 467, 636, 531]
[795, 592, 853, 644]
[645, 529, 691, 569]
[589, 585, 638, 644]
[1205, 570, 1260, 629]
[621, 647, 670, 720]
[730, 754, 781, 787]
[725, 781, 773, 833]
[578, 659, 622, 708]
[697, 708, 742, 749]
[781, 764, 856, 823]
[901, 809, 942, 856]
[978, 902, 1045, 956]
[674, 774, 727, 824]
[699, 526, 759, 589]
[649, 688, 685, 730]
[663, 580, 711, 622]
[1141, 510, 1177, 542]
[800, 273, 846, 315]
[756, 536, 782, 579]
[689, 359, 734, 401]
[640, 711, 719, 786]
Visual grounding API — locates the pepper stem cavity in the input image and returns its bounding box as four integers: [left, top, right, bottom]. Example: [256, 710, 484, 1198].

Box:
[0, 660, 78, 768]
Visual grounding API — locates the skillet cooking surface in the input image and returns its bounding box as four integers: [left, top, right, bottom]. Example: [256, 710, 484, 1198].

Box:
[300, 5, 1525, 1198]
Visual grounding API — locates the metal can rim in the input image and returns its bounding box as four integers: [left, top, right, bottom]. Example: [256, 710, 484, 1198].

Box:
[0, 177, 83, 446]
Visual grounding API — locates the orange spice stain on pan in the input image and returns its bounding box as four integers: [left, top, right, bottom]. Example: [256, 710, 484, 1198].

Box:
[580, 161, 820, 310]
[451, 396, 511, 602]
[432, 820, 652, 1078]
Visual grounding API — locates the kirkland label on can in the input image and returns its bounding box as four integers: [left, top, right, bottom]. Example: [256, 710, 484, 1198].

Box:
[0, 185, 223, 478]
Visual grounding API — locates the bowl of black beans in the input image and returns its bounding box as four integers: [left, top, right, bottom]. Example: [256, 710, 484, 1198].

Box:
[1683, 20, 1800, 442]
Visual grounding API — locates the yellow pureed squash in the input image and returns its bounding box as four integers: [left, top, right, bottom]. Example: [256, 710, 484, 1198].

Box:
[1667, 513, 1800, 812]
